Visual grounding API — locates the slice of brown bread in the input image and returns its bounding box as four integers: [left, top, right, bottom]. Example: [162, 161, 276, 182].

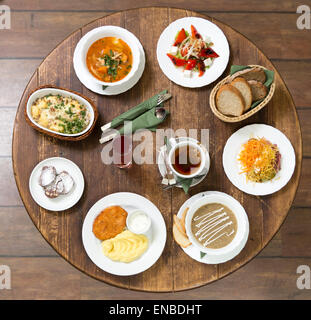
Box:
[231, 67, 266, 83]
[216, 84, 245, 117]
[248, 80, 268, 101]
[231, 77, 253, 112]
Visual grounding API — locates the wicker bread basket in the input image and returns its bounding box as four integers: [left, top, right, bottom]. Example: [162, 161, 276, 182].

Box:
[209, 65, 275, 123]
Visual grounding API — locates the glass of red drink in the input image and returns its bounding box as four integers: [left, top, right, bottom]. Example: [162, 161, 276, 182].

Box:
[112, 134, 133, 169]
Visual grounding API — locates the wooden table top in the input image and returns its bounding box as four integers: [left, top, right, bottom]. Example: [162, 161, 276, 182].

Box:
[12, 7, 302, 292]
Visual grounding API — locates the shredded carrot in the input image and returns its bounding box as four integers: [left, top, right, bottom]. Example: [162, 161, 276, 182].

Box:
[238, 137, 279, 182]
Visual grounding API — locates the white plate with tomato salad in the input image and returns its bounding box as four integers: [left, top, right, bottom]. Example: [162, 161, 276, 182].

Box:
[223, 124, 296, 196]
[156, 17, 230, 88]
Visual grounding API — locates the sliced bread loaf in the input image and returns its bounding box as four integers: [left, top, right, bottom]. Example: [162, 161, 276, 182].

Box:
[216, 84, 245, 117]
[231, 67, 266, 83]
[231, 77, 253, 112]
[248, 80, 268, 101]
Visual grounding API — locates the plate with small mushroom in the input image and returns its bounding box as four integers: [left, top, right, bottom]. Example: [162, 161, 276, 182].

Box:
[29, 157, 84, 211]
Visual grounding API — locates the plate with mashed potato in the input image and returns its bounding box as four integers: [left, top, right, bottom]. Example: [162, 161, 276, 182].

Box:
[82, 192, 167, 276]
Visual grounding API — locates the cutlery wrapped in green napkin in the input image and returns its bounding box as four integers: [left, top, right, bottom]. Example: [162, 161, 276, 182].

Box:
[99, 106, 169, 143]
[101, 90, 168, 131]
[119, 106, 169, 135]
[99, 90, 171, 143]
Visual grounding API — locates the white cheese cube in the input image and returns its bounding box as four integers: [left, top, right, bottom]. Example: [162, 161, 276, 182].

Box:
[204, 58, 213, 67]
[170, 46, 179, 55]
[183, 70, 192, 78]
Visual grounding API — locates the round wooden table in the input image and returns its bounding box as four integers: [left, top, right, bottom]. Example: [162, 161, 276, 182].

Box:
[12, 8, 302, 292]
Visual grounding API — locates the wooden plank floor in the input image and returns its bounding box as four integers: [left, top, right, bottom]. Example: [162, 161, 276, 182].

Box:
[0, 0, 311, 299]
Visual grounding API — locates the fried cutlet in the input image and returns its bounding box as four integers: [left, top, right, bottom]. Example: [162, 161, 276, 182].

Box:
[92, 206, 128, 240]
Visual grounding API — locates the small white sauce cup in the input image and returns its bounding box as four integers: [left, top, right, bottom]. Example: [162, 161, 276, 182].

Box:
[126, 210, 151, 234]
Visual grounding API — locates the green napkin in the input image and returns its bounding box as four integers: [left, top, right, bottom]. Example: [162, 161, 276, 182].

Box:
[118, 106, 169, 135]
[110, 90, 168, 128]
[177, 176, 192, 194]
[230, 65, 274, 109]
[164, 137, 192, 194]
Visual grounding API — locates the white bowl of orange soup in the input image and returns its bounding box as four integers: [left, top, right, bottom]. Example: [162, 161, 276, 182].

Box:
[75, 26, 141, 87]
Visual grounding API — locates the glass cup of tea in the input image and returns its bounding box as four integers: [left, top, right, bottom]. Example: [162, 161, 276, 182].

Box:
[112, 134, 133, 169]
[167, 138, 208, 179]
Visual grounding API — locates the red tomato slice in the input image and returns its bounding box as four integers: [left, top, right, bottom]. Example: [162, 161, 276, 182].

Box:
[174, 28, 187, 46]
[199, 47, 219, 58]
[191, 25, 202, 39]
[167, 54, 187, 67]
[185, 59, 197, 70]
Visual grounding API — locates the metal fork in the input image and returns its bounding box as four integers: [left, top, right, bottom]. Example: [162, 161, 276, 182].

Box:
[157, 93, 172, 106]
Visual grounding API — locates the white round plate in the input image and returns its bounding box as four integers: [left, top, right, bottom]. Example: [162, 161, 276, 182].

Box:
[177, 191, 249, 264]
[73, 30, 145, 96]
[223, 124, 296, 196]
[156, 17, 230, 88]
[29, 157, 85, 211]
[82, 192, 167, 276]
[157, 137, 210, 188]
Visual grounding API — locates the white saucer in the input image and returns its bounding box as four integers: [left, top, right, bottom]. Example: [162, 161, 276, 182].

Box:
[157, 137, 210, 188]
[82, 192, 167, 276]
[157, 17, 230, 88]
[223, 124, 296, 196]
[29, 157, 84, 211]
[177, 191, 249, 264]
[73, 33, 145, 96]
